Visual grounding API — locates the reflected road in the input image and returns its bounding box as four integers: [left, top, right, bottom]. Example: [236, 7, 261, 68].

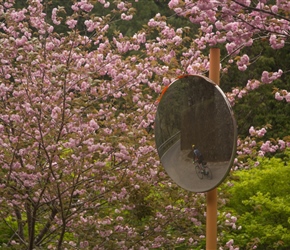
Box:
[161, 139, 230, 192]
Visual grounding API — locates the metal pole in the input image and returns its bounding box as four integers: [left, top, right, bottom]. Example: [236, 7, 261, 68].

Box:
[206, 48, 220, 250]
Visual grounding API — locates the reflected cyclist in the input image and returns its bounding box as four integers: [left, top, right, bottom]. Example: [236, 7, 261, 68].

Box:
[192, 145, 206, 172]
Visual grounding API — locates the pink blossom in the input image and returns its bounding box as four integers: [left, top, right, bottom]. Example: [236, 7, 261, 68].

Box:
[172, 35, 182, 45]
[257, 128, 267, 137]
[47, 25, 54, 33]
[176, 237, 185, 244]
[117, 2, 126, 10]
[237, 54, 249, 71]
[278, 140, 286, 150]
[226, 239, 234, 247]
[148, 19, 157, 27]
[249, 126, 267, 137]
[79, 2, 94, 12]
[269, 34, 285, 49]
[66, 19, 77, 29]
[15, 36, 28, 46]
[89, 119, 99, 130]
[168, 0, 180, 9]
[275, 92, 283, 101]
[237, 89, 246, 98]
[103, 128, 112, 134]
[286, 93, 290, 102]
[250, 140, 256, 147]
[238, 64, 247, 71]
[104, 2, 110, 8]
[51, 8, 61, 25]
[121, 13, 133, 21]
[271, 5, 279, 13]
[80, 241, 89, 248]
[11, 10, 27, 22]
[261, 70, 283, 84]
[71, 1, 93, 12]
[0, 124, 4, 133]
[84, 20, 98, 32]
[45, 42, 55, 50]
[246, 80, 260, 90]
[260, 140, 278, 153]
[226, 42, 237, 55]
[71, 3, 80, 11]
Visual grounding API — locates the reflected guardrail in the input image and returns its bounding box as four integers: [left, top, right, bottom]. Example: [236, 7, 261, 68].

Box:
[157, 131, 180, 157]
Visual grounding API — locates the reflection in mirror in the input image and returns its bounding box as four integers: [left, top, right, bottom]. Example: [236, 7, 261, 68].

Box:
[155, 75, 237, 192]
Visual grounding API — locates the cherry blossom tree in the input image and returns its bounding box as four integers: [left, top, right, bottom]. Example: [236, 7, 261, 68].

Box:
[0, 0, 290, 249]
[0, 0, 206, 249]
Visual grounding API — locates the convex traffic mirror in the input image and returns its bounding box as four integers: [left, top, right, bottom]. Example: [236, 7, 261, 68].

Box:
[155, 75, 237, 192]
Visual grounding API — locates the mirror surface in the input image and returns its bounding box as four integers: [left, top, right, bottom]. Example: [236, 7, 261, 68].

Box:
[155, 75, 237, 192]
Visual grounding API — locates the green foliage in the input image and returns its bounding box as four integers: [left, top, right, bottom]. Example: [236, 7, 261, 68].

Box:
[0, 218, 14, 245]
[223, 151, 290, 249]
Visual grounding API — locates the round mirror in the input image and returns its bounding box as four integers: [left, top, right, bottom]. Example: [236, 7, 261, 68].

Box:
[155, 75, 237, 192]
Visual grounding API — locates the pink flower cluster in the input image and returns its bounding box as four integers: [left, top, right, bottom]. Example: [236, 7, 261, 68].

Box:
[235, 126, 290, 169]
[226, 69, 283, 106]
[275, 90, 290, 102]
[261, 69, 283, 84]
[259, 141, 279, 156]
[72, 0, 94, 12]
[51, 8, 61, 25]
[168, 0, 290, 71]
[236, 54, 250, 71]
[224, 239, 239, 250]
[249, 126, 267, 137]
[66, 19, 78, 29]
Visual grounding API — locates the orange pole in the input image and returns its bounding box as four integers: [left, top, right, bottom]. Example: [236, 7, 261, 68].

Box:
[206, 48, 220, 250]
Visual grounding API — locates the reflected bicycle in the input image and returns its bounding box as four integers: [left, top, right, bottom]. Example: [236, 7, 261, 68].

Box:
[195, 162, 212, 180]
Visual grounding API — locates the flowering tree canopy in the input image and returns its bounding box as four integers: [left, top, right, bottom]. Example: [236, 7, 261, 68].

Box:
[0, 0, 289, 249]
[169, 0, 290, 100]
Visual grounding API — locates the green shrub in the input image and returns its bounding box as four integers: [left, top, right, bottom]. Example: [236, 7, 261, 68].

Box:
[223, 151, 290, 249]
